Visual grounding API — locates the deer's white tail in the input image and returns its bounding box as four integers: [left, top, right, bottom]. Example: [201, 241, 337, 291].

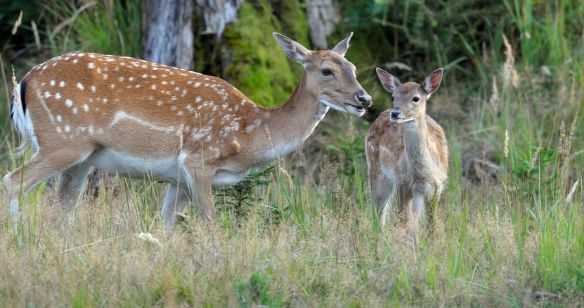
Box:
[11, 81, 36, 157]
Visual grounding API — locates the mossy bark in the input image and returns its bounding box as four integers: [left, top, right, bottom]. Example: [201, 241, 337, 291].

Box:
[195, 0, 309, 108]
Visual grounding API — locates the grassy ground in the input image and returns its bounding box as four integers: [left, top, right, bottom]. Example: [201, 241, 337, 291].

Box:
[0, 0, 583, 306]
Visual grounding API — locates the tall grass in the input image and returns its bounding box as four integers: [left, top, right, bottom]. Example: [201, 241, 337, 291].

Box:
[0, 0, 582, 306]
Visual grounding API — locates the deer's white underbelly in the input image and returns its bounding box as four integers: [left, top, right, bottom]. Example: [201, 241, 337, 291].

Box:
[88, 149, 251, 188]
[212, 169, 250, 187]
[90, 149, 184, 183]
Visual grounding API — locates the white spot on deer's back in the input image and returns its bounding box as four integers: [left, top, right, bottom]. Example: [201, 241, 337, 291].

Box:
[88, 63, 95, 69]
[191, 126, 212, 141]
[72, 107, 78, 114]
[65, 99, 73, 107]
[91, 85, 96, 92]
[83, 104, 89, 112]
[44, 91, 51, 98]
[76, 82, 84, 90]
[50, 80, 56, 86]
[56, 115, 62, 122]
[64, 125, 70, 132]
[55, 93, 62, 99]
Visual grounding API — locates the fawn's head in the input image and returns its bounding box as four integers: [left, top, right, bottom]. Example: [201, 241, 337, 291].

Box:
[273, 32, 371, 116]
[376, 68, 443, 123]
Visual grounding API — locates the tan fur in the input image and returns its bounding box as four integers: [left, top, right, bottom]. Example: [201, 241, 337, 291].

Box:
[4, 33, 371, 230]
[366, 68, 448, 238]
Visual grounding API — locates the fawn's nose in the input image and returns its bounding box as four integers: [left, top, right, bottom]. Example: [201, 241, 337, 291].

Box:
[356, 91, 372, 108]
[390, 109, 401, 120]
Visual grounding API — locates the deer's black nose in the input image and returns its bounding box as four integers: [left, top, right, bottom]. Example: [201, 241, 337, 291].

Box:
[390, 110, 401, 120]
[356, 91, 372, 108]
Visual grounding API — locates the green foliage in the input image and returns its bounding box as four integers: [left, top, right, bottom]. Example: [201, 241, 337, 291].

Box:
[236, 272, 283, 307]
[221, 1, 300, 107]
[215, 165, 275, 219]
[273, 0, 310, 47]
[44, 0, 142, 56]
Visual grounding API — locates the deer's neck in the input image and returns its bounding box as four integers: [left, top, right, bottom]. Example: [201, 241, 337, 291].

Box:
[258, 74, 327, 161]
[403, 116, 433, 174]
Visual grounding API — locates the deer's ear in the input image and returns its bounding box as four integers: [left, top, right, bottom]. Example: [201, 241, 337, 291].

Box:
[423, 68, 443, 95]
[376, 68, 400, 94]
[273, 32, 311, 64]
[332, 32, 353, 57]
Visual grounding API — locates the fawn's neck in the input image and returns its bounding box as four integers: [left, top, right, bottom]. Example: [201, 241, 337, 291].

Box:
[403, 116, 433, 173]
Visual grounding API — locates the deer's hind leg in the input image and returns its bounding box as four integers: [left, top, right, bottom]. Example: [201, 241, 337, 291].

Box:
[3, 145, 94, 223]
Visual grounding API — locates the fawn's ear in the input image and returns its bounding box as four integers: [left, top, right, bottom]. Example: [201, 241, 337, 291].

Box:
[332, 32, 353, 57]
[423, 68, 443, 95]
[376, 68, 401, 94]
[273, 32, 311, 64]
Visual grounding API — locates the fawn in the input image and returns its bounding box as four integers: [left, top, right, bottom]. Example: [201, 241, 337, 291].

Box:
[365, 68, 448, 237]
[4, 32, 372, 230]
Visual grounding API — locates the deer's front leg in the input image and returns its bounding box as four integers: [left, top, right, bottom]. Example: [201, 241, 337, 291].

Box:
[178, 154, 216, 222]
[161, 184, 191, 231]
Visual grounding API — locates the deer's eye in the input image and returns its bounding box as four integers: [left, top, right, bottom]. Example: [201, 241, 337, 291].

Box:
[412, 96, 420, 103]
[321, 69, 333, 76]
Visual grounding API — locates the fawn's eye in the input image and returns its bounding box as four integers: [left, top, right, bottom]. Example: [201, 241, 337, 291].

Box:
[321, 69, 333, 76]
[412, 96, 420, 103]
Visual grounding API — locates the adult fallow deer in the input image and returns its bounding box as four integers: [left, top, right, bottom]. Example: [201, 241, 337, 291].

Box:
[4, 33, 371, 230]
[366, 68, 447, 238]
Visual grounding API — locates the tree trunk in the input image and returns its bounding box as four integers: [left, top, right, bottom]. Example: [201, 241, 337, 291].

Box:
[142, 0, 194, 69]
[195, 0, 243, 39]
[85, 0, 195, 200]
[306, 0, 340, 49]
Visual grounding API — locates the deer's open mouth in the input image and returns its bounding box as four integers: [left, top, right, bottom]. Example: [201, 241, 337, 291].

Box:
[345, 104, 365, 116]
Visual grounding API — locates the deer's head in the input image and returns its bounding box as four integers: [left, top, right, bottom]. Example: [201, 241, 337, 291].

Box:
[273, 32, 371, 116]
[376, 68, 443, 123]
